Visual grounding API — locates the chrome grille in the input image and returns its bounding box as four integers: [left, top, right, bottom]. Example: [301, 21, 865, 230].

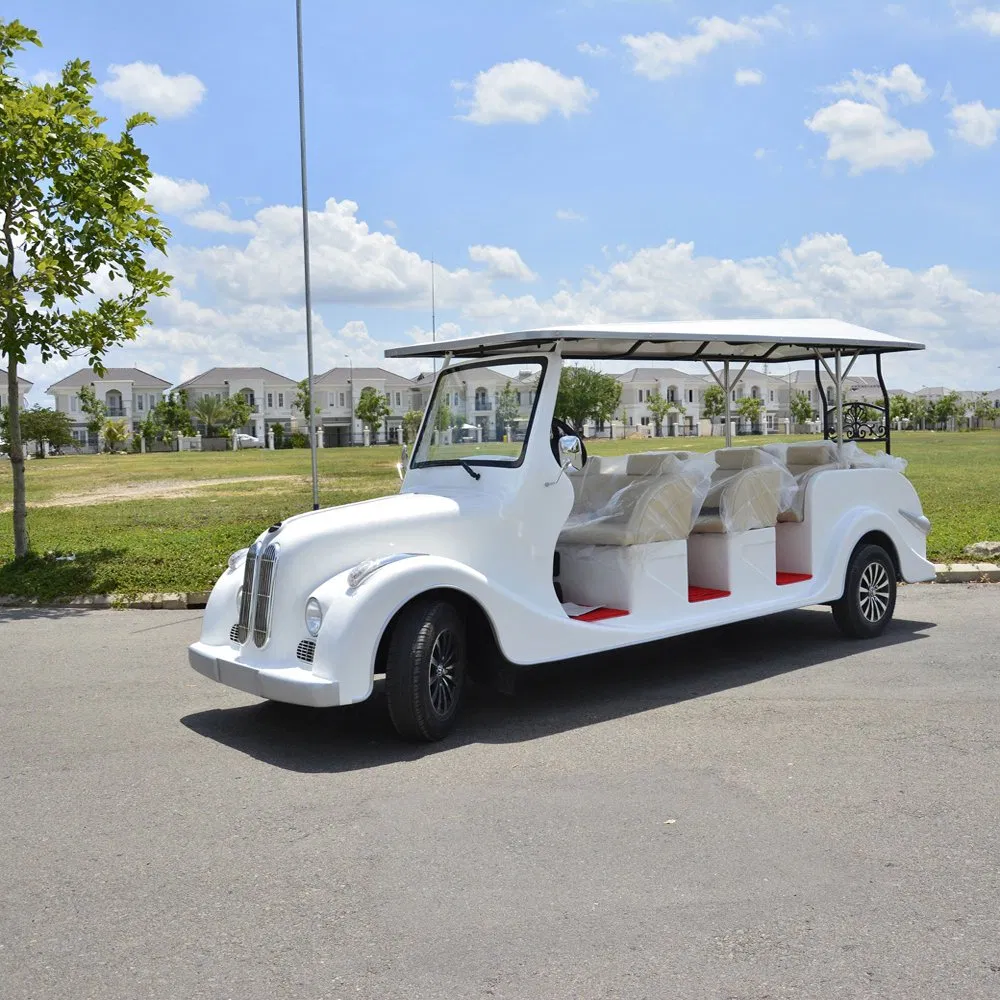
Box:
[234, 543, 260, 644]
[252, 542, 279, 648]
[296, 640, 316, 664]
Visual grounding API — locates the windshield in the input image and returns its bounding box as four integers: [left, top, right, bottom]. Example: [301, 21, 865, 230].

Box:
[412, 359, 546, 469]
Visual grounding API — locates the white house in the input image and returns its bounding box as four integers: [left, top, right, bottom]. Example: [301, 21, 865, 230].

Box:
[0, 369, 34, 414]
[47, 367, 171, 449]
[174, 367, 299, 440]
[313, 367, 420, 446]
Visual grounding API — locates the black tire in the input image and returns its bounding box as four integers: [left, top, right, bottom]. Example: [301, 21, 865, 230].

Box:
[832, 543, 897, 639]
[385, 599, 466, 741]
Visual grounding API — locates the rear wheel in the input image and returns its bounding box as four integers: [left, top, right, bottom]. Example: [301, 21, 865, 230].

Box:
[385, 598, 466, 741]
[832, 543, 897, 639]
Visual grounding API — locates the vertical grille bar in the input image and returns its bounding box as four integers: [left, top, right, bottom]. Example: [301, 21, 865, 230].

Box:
[234, 542, 260, 644]
[252, 542, 279, 648]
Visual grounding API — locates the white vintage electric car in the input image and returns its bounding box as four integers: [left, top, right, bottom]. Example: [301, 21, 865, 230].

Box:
[189, 320, 935, 741]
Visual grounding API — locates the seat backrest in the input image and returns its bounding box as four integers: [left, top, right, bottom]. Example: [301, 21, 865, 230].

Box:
[714, 465, 785, 531]
[784, 441, 838, 477]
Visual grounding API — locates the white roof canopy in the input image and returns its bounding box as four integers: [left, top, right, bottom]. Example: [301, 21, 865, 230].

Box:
[386, 319, 924, 364]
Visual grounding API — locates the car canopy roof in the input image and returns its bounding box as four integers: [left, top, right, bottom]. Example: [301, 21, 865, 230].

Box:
[385, 319, 924, 364]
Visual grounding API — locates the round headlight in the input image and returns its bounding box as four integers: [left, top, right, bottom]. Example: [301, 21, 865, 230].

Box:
[228, 547, 249, 573]
[305, 597, 323, 637]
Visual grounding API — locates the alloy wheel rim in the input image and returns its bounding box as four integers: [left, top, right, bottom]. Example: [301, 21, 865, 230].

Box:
[427, 629, 457, 716]
[859, 561, 891, 623]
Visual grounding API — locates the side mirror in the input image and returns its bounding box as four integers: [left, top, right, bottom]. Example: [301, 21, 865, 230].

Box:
[558, 434, 583, 471]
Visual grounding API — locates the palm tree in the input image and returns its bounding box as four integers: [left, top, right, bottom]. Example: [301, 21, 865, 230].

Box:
[101, 418, 129, 453]
[193, 395, 226, 437]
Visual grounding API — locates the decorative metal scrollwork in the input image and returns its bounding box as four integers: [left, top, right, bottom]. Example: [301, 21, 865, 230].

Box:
[825, 401, 887, 443]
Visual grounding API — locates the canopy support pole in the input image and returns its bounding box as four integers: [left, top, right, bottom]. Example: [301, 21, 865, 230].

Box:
[704, 360, 751, 447]
[834, 350, 844, 463]
[876, 353, 892, 454]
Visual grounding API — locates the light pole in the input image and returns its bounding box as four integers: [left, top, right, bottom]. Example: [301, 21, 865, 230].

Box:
[345, 354, 353, 446]
[295, 0, 319, 509]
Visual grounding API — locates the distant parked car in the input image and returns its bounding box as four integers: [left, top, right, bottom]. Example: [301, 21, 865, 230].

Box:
[236, 433, 262, 449]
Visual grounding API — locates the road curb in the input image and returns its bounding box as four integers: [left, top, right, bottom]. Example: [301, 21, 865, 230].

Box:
[0, 572, 996, 611]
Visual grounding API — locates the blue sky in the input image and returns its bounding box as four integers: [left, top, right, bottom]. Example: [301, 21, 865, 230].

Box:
[13, 0, 1000, 398]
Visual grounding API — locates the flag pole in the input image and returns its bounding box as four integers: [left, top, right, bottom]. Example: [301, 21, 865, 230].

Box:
[296, 0, 320, 510]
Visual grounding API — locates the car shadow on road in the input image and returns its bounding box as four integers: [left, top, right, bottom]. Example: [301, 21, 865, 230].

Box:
[180, 607, 935, 774]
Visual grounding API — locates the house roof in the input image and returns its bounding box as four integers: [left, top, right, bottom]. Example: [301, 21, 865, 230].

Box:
[618, 367, 703, 383]
[0, 368, 33, 389]
[46, 367, 171, 391]
[314, 366, 415, 385]
[174, 367, 297, 390]
[387, 319, 925, 363]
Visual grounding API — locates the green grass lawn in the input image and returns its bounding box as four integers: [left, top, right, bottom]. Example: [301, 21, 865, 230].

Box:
[0, 431, 997, 598]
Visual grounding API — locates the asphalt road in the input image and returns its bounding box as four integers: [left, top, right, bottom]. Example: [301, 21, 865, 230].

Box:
[2, 585, 998, 1000]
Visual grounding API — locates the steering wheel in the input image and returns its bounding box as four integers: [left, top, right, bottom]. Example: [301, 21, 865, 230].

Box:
[550, 417, 588, 467]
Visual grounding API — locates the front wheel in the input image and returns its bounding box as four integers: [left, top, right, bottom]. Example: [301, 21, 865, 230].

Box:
[832, 543, 897, 639]
[385, 598, 467, 741]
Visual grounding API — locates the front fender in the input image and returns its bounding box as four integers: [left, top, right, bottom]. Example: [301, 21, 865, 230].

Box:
[309, 555, 524, 705]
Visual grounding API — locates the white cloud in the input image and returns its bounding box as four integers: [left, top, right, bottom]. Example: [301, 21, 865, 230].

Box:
[806, 65, 932, 174]
[468, 245, 538, 281]
[31, 69, 60, 86]
[623, 9, 785, 80]
[577, 42, 610, 57]
[185, 209, 257, 235]
[383, 219, 398, 230]
[102, 62, 206, 118]
[806, 101, 933, 174]
[734, 68, 765, 86]
[829, 63, 928, 111]
[145, 174, 210, 214]
[457, 59, 597, 124]
[961, 6, 1000, 35]
[753, 147, 768, 159]
[949, 100, 1000, 146]
[556, 209, 586, 222]
[176, 197, 496, 310]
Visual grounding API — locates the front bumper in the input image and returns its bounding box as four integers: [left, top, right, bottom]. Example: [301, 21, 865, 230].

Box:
[188, 642, 341, 708]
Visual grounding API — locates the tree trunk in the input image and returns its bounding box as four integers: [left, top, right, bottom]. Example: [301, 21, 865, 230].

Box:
[6, 357, 29, 557]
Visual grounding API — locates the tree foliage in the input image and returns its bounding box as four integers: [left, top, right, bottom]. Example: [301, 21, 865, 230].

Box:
[789, 391, 815, 425]
[193, 395, 226, 436]
[554, 367, 621, 436]
[355, 386, 390, 442]
[701, 384, 727, 420]
[645, 389, 685, 436]
[154, 390, 194, 437]
[496, 381, 521, 436]
[908, 396, 931, 429]
[735, 395, 765, 428]
[1, 19, 171, 555]
[222, 394, 252, 433]
[889, 394, 912, 424]
[402, 409, 423, 445]
[932, 391, 962, 428]
[970, 393, 996, 428]
[2, 405, 73, 455]
[78, 385, 107, 435]
[293, 378, 320, 419]
[101, 418, 129, 452]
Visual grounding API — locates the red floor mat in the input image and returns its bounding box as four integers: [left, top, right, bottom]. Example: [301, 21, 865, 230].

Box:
[688, 586, 731, 603]
[776, 572, 813, 586]
[571, 607, 630, 622]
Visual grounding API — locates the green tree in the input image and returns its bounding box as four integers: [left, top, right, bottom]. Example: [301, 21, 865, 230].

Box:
[889, 394, 912, 425]
[20, 406, 73, 456]
[78, 384, 108, 436]
[702, 384, 728, 422]
[135, 410, 162, 447]
[355, 386, 391, 443]
[193, 395, 226, 436]
[555, 366, 621, 436]
[496, 381, 520, 439]
[970, 393, 996, 429]
[101, 417, 129, 453]
[932, 391, 962, 429]
[434, 400, 453, 433]
[789, 391, 815, 426]
[0, 20, 171, 556]
[293, 378, 320, 420]
[222, 394, 252, 434]
[646, 389, 685, 437]
[154, 390, 194, 438]
[402, 409, 423, 445]
[735, 395, 765, 431]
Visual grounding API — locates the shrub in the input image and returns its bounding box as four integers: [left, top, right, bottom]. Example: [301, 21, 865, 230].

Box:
[288, 431, 309, 449]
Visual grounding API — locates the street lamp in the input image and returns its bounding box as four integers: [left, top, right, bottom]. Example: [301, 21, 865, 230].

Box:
[345, 354, 353, 447]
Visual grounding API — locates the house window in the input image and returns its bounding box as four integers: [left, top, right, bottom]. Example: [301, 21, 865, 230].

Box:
[267, 393, 273, 408]
[640, 416, 649, 426]
[339, 392, 345, 407]
[687, 389, 694, 403]
[70, 396, 78, 412]
[769, 390, 774, 402]
[667, 387, 676, 403]
[731, 390, 737, 402]
[395, 392, 401, 407]
[385, 392, 391, 405]
[137, 395, 144, 411]
[277, 393, 284, 408]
